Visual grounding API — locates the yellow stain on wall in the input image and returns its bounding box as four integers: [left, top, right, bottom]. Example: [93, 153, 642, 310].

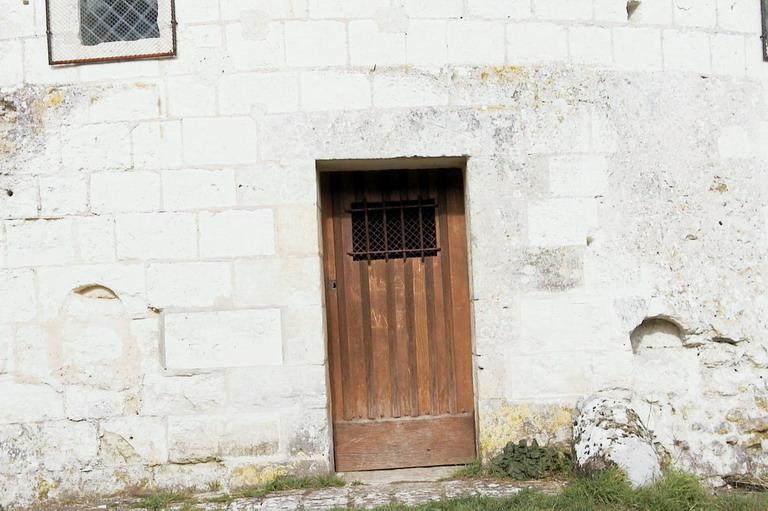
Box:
[479, 402, 574, 458]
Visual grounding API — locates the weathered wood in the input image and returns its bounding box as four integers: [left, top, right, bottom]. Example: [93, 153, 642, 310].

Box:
[333, 414, 476, 472]
[320, 168, 475, 471]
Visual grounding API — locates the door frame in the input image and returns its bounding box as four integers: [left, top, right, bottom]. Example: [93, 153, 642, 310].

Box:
[315, 156, 479, 472]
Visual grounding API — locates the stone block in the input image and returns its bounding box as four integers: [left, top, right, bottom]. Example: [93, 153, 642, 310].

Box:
[131, 121, 184, 169]
[275, 204, 321, 255]
[593, 0, 629, 22]
[373, 70, 450, 108]
[504, 352, 592, 400]
[166, 76, 217, 118]
[164, 309, 283, 369]
[507, 22, 568, 63]
[219, 415, 280, 456]
[222, 0, 307, 20]
[0, 40, 23, 88]
[38, 421, 99, 472]
[236, 161, 317, 206]
[406, 20, 448, 65]
[285, 21, 347, 66]
[64, 386, 134, 420]
[0, 0, 35, 38]
[308, 0, 389, 18]
[718, 123, 768, 160]
[569, 26, 613, 65]
[282, 306, 327, 366]
[0, 175, 38, 220]
[79, 59, 160, 82]
[183, 117, 259, 165]
[467, 0, 530, 19]
[88, 85, 160, 123]
[220, 72, 299, 115]
[527, 198, 598, 247]
[0, 324, 11, 374]
[116, 213, 198, 260]
[175, 0, 220, 23]
[162, 169, 237, 211]
[401, 0, 462, 17]
[5, 218, 75, 267]
[711, 33, 746, 77]
[300, 71, 371, 111]
[663, 29, 711, 73]
[147, 262, 232, 308]
[90, 171, 162, 213]
[233, 258, 323, 307]
[39, 174, 89, 217]
[130, 317, 163, 376]
[167, 416, 219, 462]
[0, 378, 64, 423]
[13, 324, 53, 379]
[613, 27, 663, 72]
[534, 0, 592, 20]
[100, 416, 168, 465]
[140, 373, 227, 416]
[23, 37, 79, 85]
[517, 294, 612, 353]
[349, 20, 406, 65]
[61, 123, 133, 171]
[75, 216, 117, 264]
[447, 21, 505, 65]
[223, 20, 286, 71]
[673, 0, 716, 28]
[199, 209, 275, 257]
[716, 0, 762, 33]
[549, 155, 609, 197]
[153, 462, 225, 491]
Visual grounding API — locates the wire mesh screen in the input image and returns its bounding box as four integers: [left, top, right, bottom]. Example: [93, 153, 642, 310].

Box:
[349, 199, 440, 262]
[46, 0, 176, 65]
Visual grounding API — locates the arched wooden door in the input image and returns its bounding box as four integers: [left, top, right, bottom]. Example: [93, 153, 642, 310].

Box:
[320, 168, 476, 472]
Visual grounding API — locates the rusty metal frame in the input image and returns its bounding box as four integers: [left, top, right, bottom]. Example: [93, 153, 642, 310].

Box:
[46, 0, 177, 66]
[762, 0, 768, 61]
[348, 198, 440, 262]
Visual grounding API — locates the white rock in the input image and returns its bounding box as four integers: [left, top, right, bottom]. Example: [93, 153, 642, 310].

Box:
[573, 395, 662, 488]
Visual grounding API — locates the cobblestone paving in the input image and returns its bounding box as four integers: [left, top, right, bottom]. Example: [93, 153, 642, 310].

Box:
[41, 479, 565, 511]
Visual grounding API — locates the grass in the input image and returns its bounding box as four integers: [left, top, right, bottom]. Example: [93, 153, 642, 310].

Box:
[131, 474, 347, 509]
[235, 473, 347, 498]
[368, 468, 768, 511]
[131, 492, 191, 510]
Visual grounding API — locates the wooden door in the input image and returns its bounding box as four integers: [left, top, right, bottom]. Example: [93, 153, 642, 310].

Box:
[320, 168, 476, 472]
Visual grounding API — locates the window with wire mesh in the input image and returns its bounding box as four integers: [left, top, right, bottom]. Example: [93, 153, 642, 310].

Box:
[349, 199, 439, 261]
[46, 0, 176, 65]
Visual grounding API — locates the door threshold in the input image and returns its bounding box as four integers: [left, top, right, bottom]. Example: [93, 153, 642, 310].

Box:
[337, 466, 461, 485]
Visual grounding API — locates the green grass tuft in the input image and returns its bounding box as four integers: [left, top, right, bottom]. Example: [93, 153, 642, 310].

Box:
[562, 466, 634, 506]
[237, 473, 346, 498]
[131, 492, 190, 510]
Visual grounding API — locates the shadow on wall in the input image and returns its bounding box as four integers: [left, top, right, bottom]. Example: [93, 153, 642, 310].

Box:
[630, 317, 684, 354]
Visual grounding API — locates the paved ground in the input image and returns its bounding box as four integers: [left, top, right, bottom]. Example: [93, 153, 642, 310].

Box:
[38, 470, 565, 510]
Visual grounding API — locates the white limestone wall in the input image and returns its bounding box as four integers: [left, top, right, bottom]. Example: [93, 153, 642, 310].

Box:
[1, 0, 768, 506]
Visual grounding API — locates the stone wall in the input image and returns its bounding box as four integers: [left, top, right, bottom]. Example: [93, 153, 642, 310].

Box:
[1, 0, 768, 506]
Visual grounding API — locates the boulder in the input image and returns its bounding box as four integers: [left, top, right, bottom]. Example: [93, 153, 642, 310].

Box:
[573, 395, 661, 487]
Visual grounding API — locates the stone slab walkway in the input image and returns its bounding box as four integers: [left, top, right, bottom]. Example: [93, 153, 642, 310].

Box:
[39, 479, 565, 511]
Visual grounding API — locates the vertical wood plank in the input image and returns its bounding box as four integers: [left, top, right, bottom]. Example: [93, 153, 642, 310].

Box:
[445, 169, 474, 413]
[321, 173, 345, 423]
[366, 172, 393, 418]
[338, 173, 368, 419]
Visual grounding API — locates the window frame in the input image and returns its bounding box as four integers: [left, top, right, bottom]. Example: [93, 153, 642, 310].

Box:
[45, 0, 177, 66]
